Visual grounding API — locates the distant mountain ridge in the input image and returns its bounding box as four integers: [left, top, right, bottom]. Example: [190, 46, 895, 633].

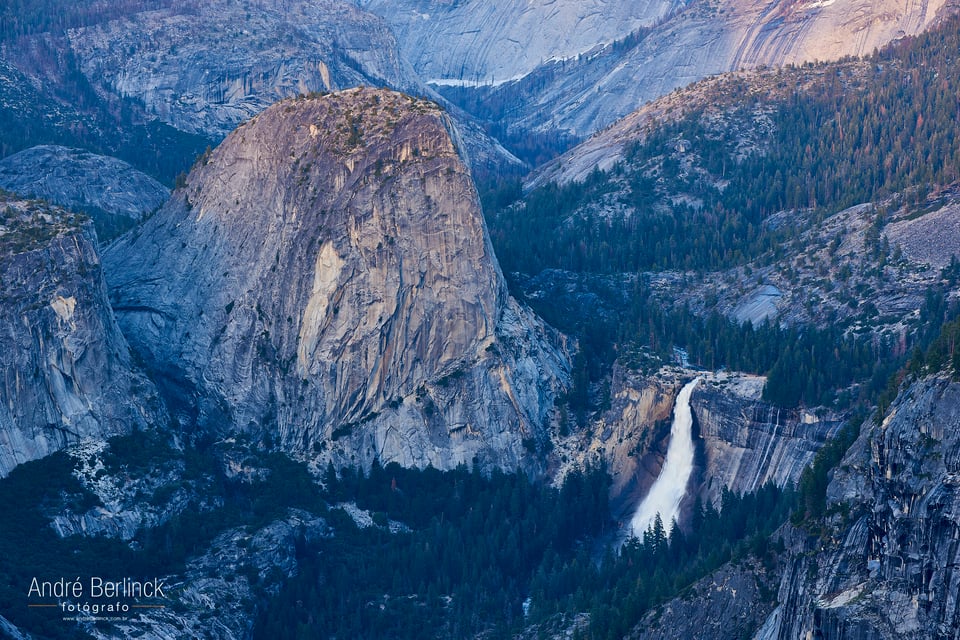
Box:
[3, 0, 950, 181]
[400, 0, 957, 154]
[356, 0, 683, 85]
[0, 0, 523, 181]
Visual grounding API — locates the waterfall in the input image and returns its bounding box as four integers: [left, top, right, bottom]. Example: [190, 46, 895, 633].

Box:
[630, 378, 700, 538]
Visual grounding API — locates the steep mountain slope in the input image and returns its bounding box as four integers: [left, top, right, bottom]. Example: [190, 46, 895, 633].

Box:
[64, 0, 423, 138]
[691, 375, 843, 505]
[0, 57, 211, 185]
[501, 16, 960, 325]
[105, 88, 568, 472]
[429, 0, 955, 149]
[0, 145, 169, 240]
[774, 374, 960, 638]
[357, 0, 683, 86]
[0, 0, 522, 182]
[0, 195, 163, 477]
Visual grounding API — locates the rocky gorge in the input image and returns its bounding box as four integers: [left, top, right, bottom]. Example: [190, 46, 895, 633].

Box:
[621, 373, 960, 640]
[552, 365, 842, 533]
[0, 85, 867, 638]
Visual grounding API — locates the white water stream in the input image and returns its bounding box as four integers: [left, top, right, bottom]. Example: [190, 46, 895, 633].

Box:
[630, 378, 700, 538]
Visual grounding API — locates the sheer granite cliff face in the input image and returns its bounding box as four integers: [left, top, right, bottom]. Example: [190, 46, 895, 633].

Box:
[105, 88, 569, 472]
[66, 0, 424, 139]
[552, 366, 679, 521]
[691, 376, 844, 506]
[0, 197, 162, 477]
[763, 375, 960, 639]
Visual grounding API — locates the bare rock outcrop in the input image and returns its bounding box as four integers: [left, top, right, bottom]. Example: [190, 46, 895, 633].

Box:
[89, 511, 329, 640]
[552, 366, 679, 521]
[692, 374, 844, 506]
[67, 0, 423, 138]
[105, 88, 569, 473]
[0, 145, 169, 240]
[627, 560, 780, 640]
[0, 196, 162, 477]
[765, 375, 960, 639]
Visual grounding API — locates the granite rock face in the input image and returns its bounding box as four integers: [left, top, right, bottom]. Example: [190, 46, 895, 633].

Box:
[764, 375, 960, 639]
[566, 0, 952, 137]
[626, 561, 780, 640]
[357, 0, 682, 86]
[429, 0, 954, 143]
[105, 88, 568, 473]
[691, 375, 844, 506]
[54, 0, 522, 178]
[89, 511, 329, 640]
[551, 366, 679, 522]
[0, 196, 162, 477]
[49, 437, 201, 541]
[67, 0, 424, 138]
[0, 145, 169, 240]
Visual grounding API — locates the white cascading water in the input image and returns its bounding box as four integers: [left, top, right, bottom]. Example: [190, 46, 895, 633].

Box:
[630, 378, 700, 538]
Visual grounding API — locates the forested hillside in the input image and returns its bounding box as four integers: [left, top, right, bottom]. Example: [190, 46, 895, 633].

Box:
[0, 0, 178, 40]
[3, 5, 960, 640]
[486, 14, 960, 411]
[0, 57, 210, 184]
[490, 16, 960, 275]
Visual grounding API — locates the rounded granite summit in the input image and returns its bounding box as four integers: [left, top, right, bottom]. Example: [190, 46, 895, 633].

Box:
[0, 145, 170, 241]
[105, 88, 568, 473]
